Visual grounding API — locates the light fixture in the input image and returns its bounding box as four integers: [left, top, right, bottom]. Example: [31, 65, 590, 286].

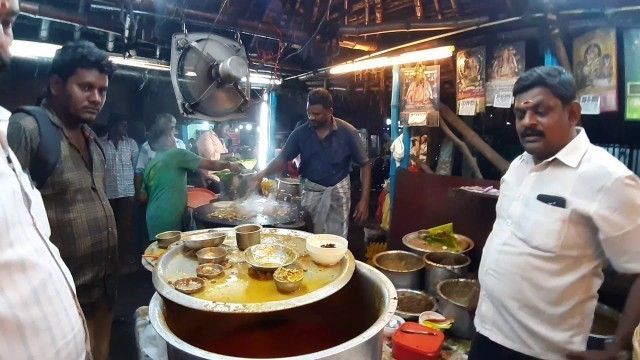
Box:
[239, 124, 244, 130]
[329, 45, 455, 74]
[257, 93, 269, 170]
[9, 40, 171, 71]
[242, 72, 282, 86]
[10, 40, 60, 59]
[386, 118, 392, 125]
[246, 124, 253, 131]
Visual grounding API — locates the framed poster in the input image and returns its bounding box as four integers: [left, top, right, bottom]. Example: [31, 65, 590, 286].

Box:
[456, 46, 486, 115]
[624, 29, 640, 121]
[400, 65, 440, 127]
[486, 42, 525, 107]
[573, 28, 618, 113]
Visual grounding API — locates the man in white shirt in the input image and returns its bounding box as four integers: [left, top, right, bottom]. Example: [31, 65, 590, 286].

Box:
[99, 114, 139, 271]
[197, 121, 233, 193]
[0, 0, 90, 358]
[471, 66, 640, 360]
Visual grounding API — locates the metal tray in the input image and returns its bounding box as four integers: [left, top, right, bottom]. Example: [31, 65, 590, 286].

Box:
[152, 228, 355, 313]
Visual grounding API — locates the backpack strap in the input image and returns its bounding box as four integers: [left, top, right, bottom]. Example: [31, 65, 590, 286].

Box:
[14, 106, 61, 189]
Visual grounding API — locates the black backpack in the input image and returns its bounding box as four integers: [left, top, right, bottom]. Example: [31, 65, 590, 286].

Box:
[13, 106, 105, 189]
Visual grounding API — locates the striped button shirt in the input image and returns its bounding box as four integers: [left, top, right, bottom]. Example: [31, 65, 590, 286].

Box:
[7, 103, 118, 308]
[0, 121, 90, 359]
[99, 135, 139, 199]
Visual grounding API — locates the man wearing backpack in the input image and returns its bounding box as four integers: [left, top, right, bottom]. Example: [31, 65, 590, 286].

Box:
[8, 40, 117, 360]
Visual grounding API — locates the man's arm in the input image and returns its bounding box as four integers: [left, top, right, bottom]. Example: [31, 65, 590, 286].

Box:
[352, 162, 371, 225]
[199, 159, 241, 173]
[6, 114, 38, 171]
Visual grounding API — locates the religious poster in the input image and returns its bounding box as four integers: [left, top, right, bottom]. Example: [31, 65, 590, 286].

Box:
[486, 42, 525, 107]
[573, 28, 618, 113]
[456, 46, 486, 115]
[623, 29, 640, 121]
[400, 65, 440, 127]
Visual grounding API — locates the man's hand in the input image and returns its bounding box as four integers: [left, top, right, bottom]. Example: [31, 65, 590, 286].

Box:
[227, 162, 242, 173]
[566, 347, 625, 360]
[352, 199, 369, 225]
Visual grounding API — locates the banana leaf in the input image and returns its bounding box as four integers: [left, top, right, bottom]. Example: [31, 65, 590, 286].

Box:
[421, 223, 461, 252]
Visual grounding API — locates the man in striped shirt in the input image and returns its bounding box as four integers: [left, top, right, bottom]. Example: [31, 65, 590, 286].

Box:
[0, 0, 90, 358]
[99, 114, 139, 271]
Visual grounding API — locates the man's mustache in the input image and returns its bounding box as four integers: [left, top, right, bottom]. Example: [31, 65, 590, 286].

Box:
[520, 128, 545, 138]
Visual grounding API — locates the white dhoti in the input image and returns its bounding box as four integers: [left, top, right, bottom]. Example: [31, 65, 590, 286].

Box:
[301, 176, 351, 238]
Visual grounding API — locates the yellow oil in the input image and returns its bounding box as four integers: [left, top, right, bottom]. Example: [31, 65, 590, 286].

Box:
[193, 256, 339, 303]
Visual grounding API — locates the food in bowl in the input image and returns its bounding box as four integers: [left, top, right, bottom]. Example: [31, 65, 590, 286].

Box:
[173, 277, 205, 294]
[196, 263, 224, 279]
[395, 289, 437, 319]
[273, 266, 304, 293]
[306, 234, 348, 266]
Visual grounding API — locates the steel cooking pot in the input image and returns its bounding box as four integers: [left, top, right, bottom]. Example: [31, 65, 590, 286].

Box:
[423, 252, 470, 295]
[276, 178, 300, 197]
[149, 261, 398, 359]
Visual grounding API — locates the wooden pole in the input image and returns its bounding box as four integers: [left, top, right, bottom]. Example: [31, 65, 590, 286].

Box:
[439, 119, 483, 179]
[440, 105, 511, 174]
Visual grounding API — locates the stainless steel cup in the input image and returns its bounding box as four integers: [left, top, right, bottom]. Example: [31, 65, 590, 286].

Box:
[234, 224, 262, 250]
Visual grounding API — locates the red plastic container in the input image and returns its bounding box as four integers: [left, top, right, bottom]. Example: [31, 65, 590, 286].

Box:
[392, 322, 445, 360]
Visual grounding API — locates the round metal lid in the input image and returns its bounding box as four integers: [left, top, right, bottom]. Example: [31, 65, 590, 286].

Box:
[152, 228, 355, 313]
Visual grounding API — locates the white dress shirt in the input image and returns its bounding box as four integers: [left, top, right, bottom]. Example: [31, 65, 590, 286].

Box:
[0, 116, 89, 359]
[476, 127, 640, 359]
[135, 138, 186, 174]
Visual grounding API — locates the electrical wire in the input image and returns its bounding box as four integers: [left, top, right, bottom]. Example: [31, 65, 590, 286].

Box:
[282, 0, 331, 62]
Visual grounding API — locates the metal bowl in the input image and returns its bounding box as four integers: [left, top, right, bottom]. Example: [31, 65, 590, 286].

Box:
[244, 244, 298, 273]
[173, 277, 204, 294]
[395, 289, 437, 320]
[156, 231, 182, 249]
[273, 264, 304, 293]
[196, 264, 224, 279]
[182, 230, 227, 250]
[196, 247, 228, 265]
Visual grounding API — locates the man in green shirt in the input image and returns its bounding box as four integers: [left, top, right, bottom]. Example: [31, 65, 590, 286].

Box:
[141, 119, 240, 240]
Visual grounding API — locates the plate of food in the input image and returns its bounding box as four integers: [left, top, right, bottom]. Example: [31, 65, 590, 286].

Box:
[402, 223, 474, 256]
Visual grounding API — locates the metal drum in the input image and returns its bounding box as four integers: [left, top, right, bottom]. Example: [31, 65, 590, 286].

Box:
[149, 261, 397, 359]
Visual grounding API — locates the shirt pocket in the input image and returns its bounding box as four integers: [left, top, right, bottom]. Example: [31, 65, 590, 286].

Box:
[512, 195, 570, 253]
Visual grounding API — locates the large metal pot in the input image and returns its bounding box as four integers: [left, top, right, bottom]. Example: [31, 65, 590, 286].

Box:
[277, 178, 301, 197]
[423, 252, 470, 295]
[149, 261, 397, 359]
[436, 278, 479, 339]
[372, 250, 424, 290]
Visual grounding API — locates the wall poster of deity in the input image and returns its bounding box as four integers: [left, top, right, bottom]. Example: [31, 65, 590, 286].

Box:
[456, 46, 486, 115]
[400, 64, 440, 127]
[573, 28, 618, 113]
[623, 29, 640, 121]
[486, 42, 525, 107]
